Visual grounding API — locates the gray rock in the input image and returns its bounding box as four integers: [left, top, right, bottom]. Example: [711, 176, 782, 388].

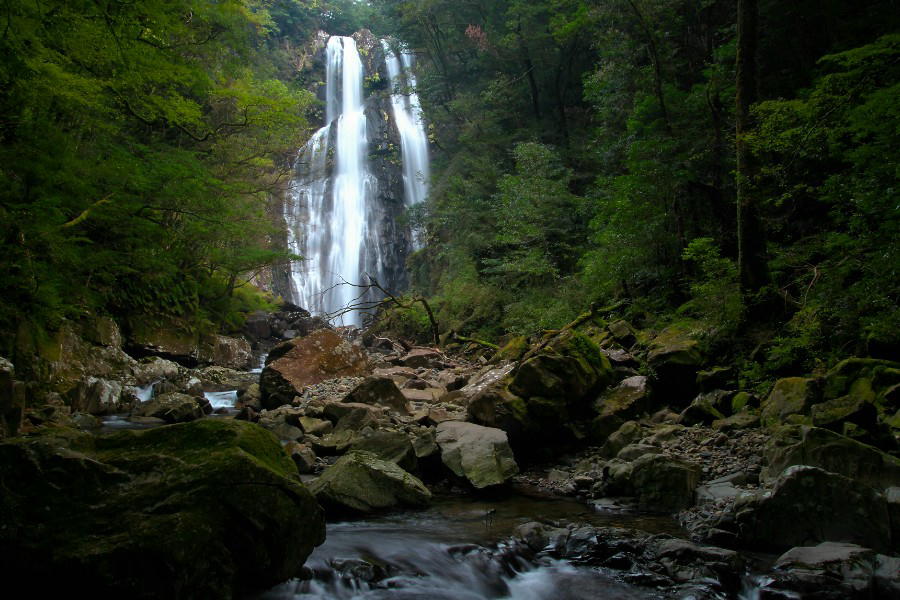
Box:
[344, 376, 410, 414]
[616, 443, 661, 461]
[131, 392, 207, 423]
[762, 542, 900, 599]
[761, 425, 900, 490]
[307, 450, 431, 513]
[630, 454, 701, 512]
[736, 466, 892, 553]
[435, 421, 519, 489]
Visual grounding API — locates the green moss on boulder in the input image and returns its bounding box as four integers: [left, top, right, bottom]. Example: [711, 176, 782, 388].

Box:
[0, 419, 324, 598]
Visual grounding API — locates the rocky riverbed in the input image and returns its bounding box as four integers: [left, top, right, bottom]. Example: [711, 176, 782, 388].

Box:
[1, 309, 898, 598]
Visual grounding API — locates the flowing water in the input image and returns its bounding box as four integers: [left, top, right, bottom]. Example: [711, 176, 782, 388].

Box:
[285, 35, 430, 324]
[382, 40, 430, 228]
[260, 494, 681, 600]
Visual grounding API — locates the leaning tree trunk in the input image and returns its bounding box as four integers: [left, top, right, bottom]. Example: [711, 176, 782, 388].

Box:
[735, 0, 769, 291]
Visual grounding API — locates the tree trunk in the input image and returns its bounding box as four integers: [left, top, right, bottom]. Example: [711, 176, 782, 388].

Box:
[735, 0, 769, 291]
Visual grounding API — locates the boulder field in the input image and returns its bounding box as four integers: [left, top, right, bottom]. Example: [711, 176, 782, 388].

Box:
[2, 310, 899, 598]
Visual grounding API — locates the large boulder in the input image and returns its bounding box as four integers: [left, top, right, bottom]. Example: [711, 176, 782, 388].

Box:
[630, 454, 701, 512]
[350, 430, 417, 471]
[759, 542, 900, 600]
[344, 376, 410, 414]
[131, 392, 209, 423]
[646, 323, 704, 404]
[0, 420, 325, 598]
[761, 377, 821, 427]
[65, 376, 126, 415]
[307, 450, 431, 513]
[198, 334, 253, 370]
[735, 466, 892, 553]
[260, 330, 370, 409]
[761, 426, 900, 491]
[435, 421, 519, 488]
[591, 376, 653, 441]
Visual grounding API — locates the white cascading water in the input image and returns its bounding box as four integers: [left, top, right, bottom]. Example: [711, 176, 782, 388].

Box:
[286, 36, 374, 326]
[285, 35, 430, 325]
[382, 40, 430, 211]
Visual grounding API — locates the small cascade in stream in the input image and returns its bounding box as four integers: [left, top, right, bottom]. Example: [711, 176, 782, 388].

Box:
[282, 32, 430, 326]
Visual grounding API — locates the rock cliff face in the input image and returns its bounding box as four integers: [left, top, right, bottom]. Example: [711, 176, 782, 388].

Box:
[273, 30, 425, 323]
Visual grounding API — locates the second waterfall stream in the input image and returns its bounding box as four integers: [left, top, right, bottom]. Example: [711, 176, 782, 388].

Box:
[283, 33, 430, 326]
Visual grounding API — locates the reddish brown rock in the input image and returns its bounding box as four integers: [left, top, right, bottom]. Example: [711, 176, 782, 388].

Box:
[260, 330, 370, 409]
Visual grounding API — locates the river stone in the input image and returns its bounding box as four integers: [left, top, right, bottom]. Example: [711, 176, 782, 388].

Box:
[761, 425, 900, 490]
[260, 330, 370, 409]
[617, 443, 661, 461]
[198, 334, 253, 370]
[351, 430, 417, 471]
[679, 390, 731, 426]
[65, 376, 125, 415]
[763, 542, 900, 599]
[399, 348, 446, 368]
[285, 441, 317, 474]
[761, 377, 821, 427]
[131, 392, 209, 423]
[344, 376, 410, 414]
[592, 376, 652, 442]
[435, 421, 519, 488]
[600, 420, 643, 458]
[646, 323, 704, 404]
[735, 466, 892, 553]
[132, 356, 181, 386]
[307, 450, 431, 513]
[630, 454, 701, 512]
[299, 416, 333, 436]
[0, 419, 325, 598]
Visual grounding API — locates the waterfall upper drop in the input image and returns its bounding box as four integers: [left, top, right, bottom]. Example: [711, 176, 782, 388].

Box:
[282, 32, 430, 326]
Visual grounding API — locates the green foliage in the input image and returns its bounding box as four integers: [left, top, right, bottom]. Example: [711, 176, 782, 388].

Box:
[0, 0, 317, 337]
[680, 238, 742, 336]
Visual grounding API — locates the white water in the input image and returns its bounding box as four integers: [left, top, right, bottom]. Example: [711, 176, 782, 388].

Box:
[287, 36, 373, 327]
[203, 390, 238, 410]
[382, 40, 430, 217]
[285, 35, 431, 326]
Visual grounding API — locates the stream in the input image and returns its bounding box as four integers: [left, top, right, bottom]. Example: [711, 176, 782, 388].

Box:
[259, 494, 685, 600]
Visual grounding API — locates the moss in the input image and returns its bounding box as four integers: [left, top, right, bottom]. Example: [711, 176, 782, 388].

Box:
[498, 335, 529, 361]
[732, 391, 754, 413]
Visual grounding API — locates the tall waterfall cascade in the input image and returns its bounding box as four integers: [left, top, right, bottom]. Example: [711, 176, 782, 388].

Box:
[283, 33, 430, 326]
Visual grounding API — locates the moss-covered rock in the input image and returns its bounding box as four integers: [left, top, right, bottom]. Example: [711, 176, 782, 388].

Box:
[761, 377, 821, 427]
[647, 322, 705, 405]
[307, 450, 431, 513]
[131, 391, 209, 423]
[630, 454, 701, 512]
[591, 376, 653, 442]
[497, 335, 529, 361]
[761, 425, 900, 491]
[679, 390, 731, 425]
[735, 466, 891, 553]
[0, 419, 325, 598]
[350, 430, 417, 472]
[822, 358, 900, 401]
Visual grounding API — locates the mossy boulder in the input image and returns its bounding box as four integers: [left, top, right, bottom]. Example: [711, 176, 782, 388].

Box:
[0, 419, 325, 598]
[735, 466, 892, 553]
[630, 454, 701, 512]
[497, 335, 529, 361]
[131, 392, 210, 423]
[822, 358, 900, 401]
[307, 450, 431, 513]
[761, 426, 900, 491]
[350, 430, 417, 471]
[591, 376, 653, 442]
[646, 322, 705, 404]
[679, 390, 731, 426]
[761, 377, 821, 427]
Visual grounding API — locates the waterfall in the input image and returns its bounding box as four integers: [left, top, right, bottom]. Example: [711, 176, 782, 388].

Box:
[382, 40, 431, 213]
[284, 33, 430, 326]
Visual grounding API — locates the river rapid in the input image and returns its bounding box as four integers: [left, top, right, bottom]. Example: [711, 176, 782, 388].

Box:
[259, 494, 686, 600]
